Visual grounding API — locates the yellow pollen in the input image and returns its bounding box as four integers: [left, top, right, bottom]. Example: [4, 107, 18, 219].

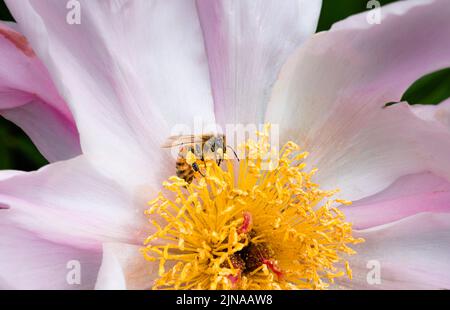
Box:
[142, 125, 364, 290]
[185, 151, 197, 166]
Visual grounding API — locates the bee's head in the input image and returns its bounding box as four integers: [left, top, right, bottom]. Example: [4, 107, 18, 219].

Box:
[204, 135, 225, 163]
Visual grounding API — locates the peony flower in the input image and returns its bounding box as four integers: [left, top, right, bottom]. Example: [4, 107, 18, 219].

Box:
[1, 0, 450, 289]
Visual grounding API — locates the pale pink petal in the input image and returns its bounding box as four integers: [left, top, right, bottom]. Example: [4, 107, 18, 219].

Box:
[0, 219, 101, 289]
[273, 100, 450, 201]
[95, 243, 155, 290]
[95, 243, 127, 290]
[0, 170, 22, 209]
[0, 170, 22, 181]
[0, 156, 152, 250]
[343, 172, 450, 229]
[2, 100, 81, 162]
[267, 0, 450, 200]
[197, 0, 321, 126]
[0, 22, 80, 161]
[412, 99, 450, 130]
[5, 0, 216, 186]
[340, 213, 450, 289]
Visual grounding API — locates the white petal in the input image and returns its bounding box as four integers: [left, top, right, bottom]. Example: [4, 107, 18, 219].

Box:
[2, 100, 80, 162]
[5, 0, 216, 186]
[267, 0, 450, 200]
[343, 172, 450, 229]
[0, 219, 101, 289]
[0, 156, 151, 250]
[321, 103, 450, 200]
[411, 99, 450, 130]
[0, 22, 80, 161]
[95, 243, 127, 290]
[95, 243, 155, 290]
[197, 0, 322, 126]
[0, 170, 22, 181]
[340, 213, 450, 289]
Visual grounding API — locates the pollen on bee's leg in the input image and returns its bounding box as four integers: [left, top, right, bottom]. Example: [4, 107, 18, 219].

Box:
[185, 151, 197, 165]
[142, 124, 364, 290]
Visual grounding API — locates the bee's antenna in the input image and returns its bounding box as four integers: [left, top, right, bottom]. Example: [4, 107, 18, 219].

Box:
[226, 145, 240, 162]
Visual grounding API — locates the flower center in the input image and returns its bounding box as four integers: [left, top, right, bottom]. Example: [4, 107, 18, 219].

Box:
[141, 125, 363, 290]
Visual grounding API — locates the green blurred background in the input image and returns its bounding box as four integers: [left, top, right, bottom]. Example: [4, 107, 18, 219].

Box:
[0, 0, 449, 171]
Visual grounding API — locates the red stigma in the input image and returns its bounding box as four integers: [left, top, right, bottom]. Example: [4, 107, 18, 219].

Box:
[263, 259, 284, 280]
[238, 211, 253, 234]
[227, 273, 240, 288]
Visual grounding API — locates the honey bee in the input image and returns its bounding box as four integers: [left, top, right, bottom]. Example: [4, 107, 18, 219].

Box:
[162, 134, 227, 184]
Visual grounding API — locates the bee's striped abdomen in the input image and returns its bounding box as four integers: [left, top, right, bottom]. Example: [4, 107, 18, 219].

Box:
[176, 155, 195, 184]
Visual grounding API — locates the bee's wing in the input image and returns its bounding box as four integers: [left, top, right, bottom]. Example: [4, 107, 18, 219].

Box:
[161, 135, 207, 148]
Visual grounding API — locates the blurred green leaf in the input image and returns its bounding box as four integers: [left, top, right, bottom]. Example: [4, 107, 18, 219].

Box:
[0, 0, 12, 21]
[402, 68, 450, 105]
[0, 117, 48, 171]
[0, 144, 12, 170]
[317, 0, 398, 32]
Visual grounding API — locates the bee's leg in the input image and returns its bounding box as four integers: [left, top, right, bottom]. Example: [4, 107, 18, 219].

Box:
[192, 162, 205, 177]
[227, 145, 240, 162]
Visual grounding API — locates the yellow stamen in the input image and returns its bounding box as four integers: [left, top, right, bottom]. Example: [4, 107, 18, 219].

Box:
[142, 125, 364, 290]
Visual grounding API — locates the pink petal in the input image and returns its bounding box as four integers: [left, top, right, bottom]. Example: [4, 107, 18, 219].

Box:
[2, 101, 81, 162]
[340, 213, 450, 289]
[95, 243, 127, 290]
[267, 0, 450, 200]
[0, 170, 22, 209]
[0, 170, 22, 181]
[95, 243, 155, 290]
[343, 172, 450, 229]
[0, 218, 101, 289]
[0, 22, 80, 161]
[0, 156, 151, 250]
[197, 0, 321, 126]
[412, 99, 450, 130]
[5, 0, 216, 185]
